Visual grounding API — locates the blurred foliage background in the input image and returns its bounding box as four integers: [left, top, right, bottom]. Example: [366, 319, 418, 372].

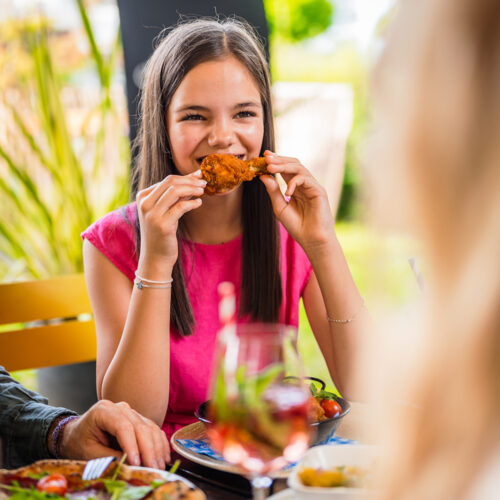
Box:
[266, 0, 372, 220]
[1, 0, 416, 393]
[0, 0, 129, 282]
[264, 0, 334, 43]
[0, 0, 396, 279]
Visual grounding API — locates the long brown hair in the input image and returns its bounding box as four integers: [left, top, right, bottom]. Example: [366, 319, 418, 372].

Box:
[131, 18, 281, 336]
[365, 0, 500, 498]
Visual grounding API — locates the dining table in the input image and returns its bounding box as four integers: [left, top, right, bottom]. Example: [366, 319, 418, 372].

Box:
[172, 402, 370, 499]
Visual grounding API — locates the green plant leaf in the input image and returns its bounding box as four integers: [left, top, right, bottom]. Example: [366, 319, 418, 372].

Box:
[0, 145, 55, 234]
[0, 4, 130, 280]
[76, 0, 106, 87]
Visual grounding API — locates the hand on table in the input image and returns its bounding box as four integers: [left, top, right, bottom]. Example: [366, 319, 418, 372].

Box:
[260, 151, 336, 253]
[57, 400, 170, 469]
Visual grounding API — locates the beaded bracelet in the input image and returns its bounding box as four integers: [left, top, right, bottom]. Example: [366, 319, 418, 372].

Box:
[51, 415, 79, 458]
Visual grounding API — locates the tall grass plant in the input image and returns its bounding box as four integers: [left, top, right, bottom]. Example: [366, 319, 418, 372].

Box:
[0, 0, 129, 282]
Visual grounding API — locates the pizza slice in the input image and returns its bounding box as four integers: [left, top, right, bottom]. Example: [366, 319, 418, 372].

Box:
[0, 459, 205, 500]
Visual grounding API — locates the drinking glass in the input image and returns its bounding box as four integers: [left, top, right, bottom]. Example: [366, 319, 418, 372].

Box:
[206, 323, 312, 499]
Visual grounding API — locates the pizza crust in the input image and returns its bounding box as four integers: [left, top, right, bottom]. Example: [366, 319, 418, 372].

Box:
[1, 459, 88, 478]
[152, 481, 206, 500]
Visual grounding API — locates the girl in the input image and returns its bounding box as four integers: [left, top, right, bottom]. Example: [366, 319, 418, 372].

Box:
[82, 19, 365, 445]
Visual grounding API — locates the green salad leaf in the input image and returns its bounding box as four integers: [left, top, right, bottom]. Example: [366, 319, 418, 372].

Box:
[150, 480, 166, 489]
[110, 454, 127, 482]
[102, 478, 153, 500]
[310, 383, 318, 396]
[115, 486, 152, 500]
[103, 478, 126, 500]
[315, 389, 339, 401]
[25, 473, 49, 480]
[0, 483, 64, 500]
[168, 459, 180, 475]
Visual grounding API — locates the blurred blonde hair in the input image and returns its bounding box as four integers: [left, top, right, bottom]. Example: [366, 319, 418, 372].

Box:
[365, 0, 500, 498]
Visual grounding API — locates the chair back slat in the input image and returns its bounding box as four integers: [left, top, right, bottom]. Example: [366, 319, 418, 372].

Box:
[0, 274, 92, 324]
[0, 320, 96, 371]
[0, 274, 96, 371]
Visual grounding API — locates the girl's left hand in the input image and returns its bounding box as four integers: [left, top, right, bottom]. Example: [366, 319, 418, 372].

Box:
[260, 151, 336, 252]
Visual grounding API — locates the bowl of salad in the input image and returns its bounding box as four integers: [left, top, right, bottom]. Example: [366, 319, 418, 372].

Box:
[195, 377, 350, 446]
[293, 376, 350, 445]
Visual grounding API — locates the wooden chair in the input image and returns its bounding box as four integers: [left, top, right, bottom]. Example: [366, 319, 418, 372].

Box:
[0, 274, 96, 372]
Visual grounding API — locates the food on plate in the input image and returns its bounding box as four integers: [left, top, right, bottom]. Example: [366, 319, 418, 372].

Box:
[200, 153, 269, 194]
[308, 383, 342, 422]
[0, 459, 205, 500]
[298, 465, 370, 488]
[152, 480, 203, 500]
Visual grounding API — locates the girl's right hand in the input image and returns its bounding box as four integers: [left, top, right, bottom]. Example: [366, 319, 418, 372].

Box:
[136, 171, 206, 268]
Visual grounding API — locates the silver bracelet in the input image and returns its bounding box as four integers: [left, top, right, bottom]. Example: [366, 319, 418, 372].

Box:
[134, 271, 173, 283]
[134, 271, 173, 290]
[327, 300, 365, 324]
[134, 278, 172, 289]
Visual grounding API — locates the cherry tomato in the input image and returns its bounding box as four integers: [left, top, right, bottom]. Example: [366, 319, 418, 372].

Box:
[320, 399, 341, 419]
[37, 473, 68, 496]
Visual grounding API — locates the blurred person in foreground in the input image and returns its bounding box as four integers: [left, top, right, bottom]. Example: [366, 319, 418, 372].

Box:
[362, 0, 500, 498]
[0, 366, 170, 469]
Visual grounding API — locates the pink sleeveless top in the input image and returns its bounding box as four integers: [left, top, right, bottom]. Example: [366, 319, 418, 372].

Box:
[82, 203, 312, 439]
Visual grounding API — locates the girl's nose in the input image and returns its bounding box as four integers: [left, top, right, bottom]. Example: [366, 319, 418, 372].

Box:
[207, 119, 234, 148]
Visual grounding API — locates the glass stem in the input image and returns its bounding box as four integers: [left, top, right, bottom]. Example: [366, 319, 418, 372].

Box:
[250, 475, 272, 500]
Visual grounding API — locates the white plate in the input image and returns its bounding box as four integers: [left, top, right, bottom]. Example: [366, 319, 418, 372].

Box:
[268, 489, 297, 499]
[287, 444, 378, 499]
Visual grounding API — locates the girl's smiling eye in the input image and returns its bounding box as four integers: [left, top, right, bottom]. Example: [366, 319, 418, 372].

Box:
[235, 110, 257, 119]
[181, 113, 205, 121]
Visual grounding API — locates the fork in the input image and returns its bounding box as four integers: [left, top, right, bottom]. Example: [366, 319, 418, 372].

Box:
[82, 456, 116, 480]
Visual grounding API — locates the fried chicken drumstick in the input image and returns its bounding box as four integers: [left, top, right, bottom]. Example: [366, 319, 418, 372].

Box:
[200, 154, 269, 195]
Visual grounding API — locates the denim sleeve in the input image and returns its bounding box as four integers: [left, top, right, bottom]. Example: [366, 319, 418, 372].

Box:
[0, 367, 77, 469]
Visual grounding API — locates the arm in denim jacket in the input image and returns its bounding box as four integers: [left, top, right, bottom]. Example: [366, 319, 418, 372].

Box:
[0, 366, 75, 469]
[0, 367, 171, 470]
